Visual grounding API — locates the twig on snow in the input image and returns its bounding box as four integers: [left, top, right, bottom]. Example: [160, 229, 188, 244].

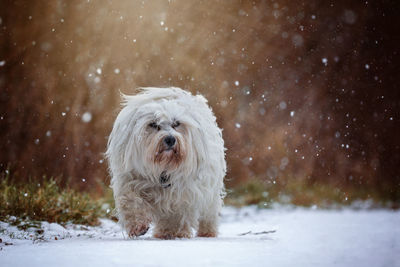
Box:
[238, 230, 276, 236]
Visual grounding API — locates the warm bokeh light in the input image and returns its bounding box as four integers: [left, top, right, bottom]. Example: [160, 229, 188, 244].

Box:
[1, 1, 399, 201]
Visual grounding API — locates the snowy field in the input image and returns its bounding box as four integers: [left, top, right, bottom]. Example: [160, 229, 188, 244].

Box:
[1, 206, 399, 267]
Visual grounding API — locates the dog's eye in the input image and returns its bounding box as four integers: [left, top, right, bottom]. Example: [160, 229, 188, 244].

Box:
[172, 121, 180, 128]
[149, 122, 160, 130]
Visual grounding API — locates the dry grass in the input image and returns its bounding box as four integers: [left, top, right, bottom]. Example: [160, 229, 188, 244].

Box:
[1, 167, 397, 231]
[225, 179, 399, 209]
[0, 170, 113, 227]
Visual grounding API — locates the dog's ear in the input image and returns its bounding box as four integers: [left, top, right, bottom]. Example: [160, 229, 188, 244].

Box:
[105, 103, 139, 174]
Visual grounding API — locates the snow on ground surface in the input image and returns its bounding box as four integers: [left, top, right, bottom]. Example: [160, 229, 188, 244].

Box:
[1, 206, 399, 267]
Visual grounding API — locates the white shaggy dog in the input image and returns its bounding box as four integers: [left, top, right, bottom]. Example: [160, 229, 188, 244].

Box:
[105, 87, 226, 239]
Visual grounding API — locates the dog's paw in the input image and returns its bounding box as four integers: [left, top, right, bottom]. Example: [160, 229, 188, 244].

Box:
[127, 224, 150, 238]
[153, 230, 192, 240]
[197, 231, 217, 238]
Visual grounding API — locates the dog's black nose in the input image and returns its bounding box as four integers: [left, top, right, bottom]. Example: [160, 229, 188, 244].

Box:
[164, 135, 176, 148]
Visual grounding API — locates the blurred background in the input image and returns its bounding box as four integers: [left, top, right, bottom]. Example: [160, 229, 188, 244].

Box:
[1, 0, 399, 207]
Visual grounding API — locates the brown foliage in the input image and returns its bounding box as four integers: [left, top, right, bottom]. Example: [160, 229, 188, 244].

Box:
[0, 1, 399, 199]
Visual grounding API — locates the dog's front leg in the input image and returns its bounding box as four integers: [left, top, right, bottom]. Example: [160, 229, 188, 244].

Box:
[197, 198, 222, 237]
[113, 180, 151, 238]
[153, 215, 193, 239]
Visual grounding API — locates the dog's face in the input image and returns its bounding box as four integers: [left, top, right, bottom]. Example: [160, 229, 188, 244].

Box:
[144, 113, 186, 171]
[106, 87, 221, 185]
[130, 99, 192, 179]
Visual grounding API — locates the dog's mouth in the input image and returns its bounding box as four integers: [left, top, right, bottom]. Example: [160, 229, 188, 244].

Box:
[154, 140, 183, 169]
[155, 148, 179, 160]
[160, 147, 178, 154]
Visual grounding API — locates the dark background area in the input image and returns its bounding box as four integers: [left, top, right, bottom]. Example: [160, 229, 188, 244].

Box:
[1, 0, 399, 202]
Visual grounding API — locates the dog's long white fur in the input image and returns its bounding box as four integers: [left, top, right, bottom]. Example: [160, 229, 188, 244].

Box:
[105, 87, 226, 238]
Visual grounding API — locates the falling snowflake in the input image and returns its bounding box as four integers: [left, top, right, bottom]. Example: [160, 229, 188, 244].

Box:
[81, 112, 92, 123]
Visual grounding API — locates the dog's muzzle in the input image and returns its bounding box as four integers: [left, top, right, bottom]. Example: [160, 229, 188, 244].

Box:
[163, 135, 176, 149]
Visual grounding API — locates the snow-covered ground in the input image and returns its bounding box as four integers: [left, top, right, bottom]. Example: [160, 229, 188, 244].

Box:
[1, 206, 399, 267]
